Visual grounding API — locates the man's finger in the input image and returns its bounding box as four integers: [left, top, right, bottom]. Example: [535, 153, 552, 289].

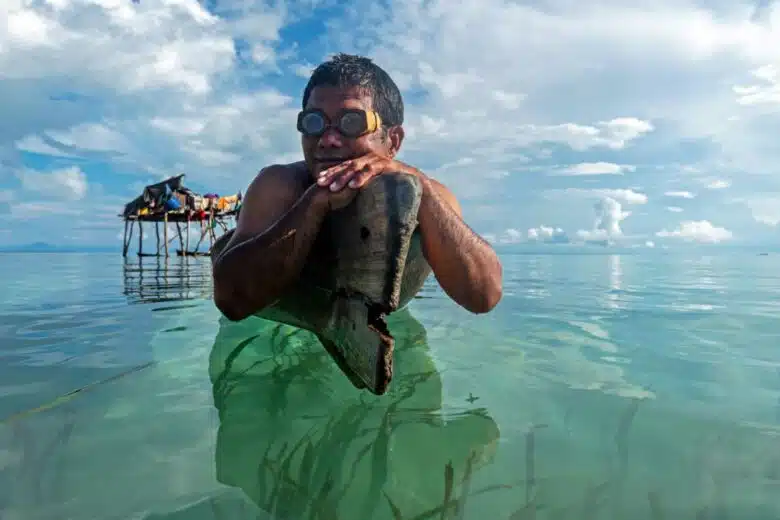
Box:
[347, 165, 376, 188]
[318, 165, 352, 186]
[318, 160, 352, 182]
[322, 159, 353, 174]
[319, 158, 363, 184]
[329, 168, 361, 190]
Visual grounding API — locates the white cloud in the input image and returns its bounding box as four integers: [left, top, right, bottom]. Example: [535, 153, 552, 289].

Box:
[552, 188, 648, 205]
[18, 165, 88, 200]
[656, 220, 733, 243]
[664, 191, 696, 199]
[484, 228, 523, 244]
[44, 122, 130, 154]
[14, 135, 76, 158]
[527, 225, 569, 243]
[667, 206, 684, 213]
[556, 162, 635, 176]
[576, 197, 631, 243]
[3, 0, 780, 246]
[707, 179, 731, 189]
[0, 0, 292, 190]
[491, 89, 526, 110]
[485, 226, 571, 245]
[733, 64, 780, 106]
[742, 197, 780, 226]
[10, 200, 84, 220]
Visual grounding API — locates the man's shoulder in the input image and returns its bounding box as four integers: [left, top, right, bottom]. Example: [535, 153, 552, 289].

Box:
[422, 175, 462, 215]
[254, 161, 310, 184]
[245, 161, 311, 195]
[424, 175, 456, 200]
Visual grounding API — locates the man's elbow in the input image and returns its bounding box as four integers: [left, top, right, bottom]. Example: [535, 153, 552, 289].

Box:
[213, 271, 278, 321]
[212, 267, 252, 321]
[213, 288, 251, 322]
[468, 261, 503, 314]
[469, 277, 502, 314]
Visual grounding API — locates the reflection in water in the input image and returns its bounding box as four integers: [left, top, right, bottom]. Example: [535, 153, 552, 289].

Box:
[2, 254, 780, 519]
[525, 256, 551, 300]
[122, 256, 213, 304]
[208, 308, 501, 519]
[606, 254, 622, 310]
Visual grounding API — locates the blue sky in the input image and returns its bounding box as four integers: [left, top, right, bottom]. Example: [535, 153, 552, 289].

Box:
[1, 0, 779, 248]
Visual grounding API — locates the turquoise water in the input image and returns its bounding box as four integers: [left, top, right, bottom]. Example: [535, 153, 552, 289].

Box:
[0, 251, 778, 519]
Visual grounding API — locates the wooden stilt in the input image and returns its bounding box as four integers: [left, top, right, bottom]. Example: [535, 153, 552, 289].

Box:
[185, 217, 190, 256]
[163, 213, 169, 257]
[176, 222, 183, 253]
[127, 221, 135, 256]
[138, 221, 143, 256]
[208, 210, 214, 250]
[122, 220, 129, 257]
[154, 221, 160, 255]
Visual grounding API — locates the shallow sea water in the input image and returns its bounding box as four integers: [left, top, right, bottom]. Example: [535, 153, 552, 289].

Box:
[0, 250, 778, 519]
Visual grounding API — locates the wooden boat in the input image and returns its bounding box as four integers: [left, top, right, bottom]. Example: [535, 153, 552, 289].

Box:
[214, 173, 431, 395]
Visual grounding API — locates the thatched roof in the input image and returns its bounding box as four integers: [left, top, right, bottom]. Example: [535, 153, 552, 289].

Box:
[120, 174, 241, 220]
[122, 174, 190, 217]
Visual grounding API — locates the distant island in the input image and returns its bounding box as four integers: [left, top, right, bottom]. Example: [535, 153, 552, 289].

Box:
[0, 242, 117, 253]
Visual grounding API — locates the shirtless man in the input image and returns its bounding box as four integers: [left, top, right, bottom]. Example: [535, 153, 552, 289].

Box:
[212, 53, 503, 321]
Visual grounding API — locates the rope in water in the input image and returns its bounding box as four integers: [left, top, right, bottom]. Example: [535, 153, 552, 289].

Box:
[1, 361, 156, 424]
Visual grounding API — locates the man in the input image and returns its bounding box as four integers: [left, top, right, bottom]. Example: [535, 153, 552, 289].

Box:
[212, 53, 502, 321]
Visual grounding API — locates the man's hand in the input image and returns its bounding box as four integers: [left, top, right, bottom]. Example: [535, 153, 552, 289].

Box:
[316, 152, 417, 192]
[315, 183, 359, 211]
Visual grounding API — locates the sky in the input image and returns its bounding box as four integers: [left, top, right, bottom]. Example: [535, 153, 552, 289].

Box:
[1, 0, 779, 248]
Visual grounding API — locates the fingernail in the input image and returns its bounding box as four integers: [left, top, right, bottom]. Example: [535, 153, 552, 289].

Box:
[330, 183, 339, 191]
[348, 180, 357, 188]
[318, 177, 327, 185]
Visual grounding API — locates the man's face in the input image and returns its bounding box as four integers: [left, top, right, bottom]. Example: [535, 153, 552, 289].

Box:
[301, 85, 391, 178]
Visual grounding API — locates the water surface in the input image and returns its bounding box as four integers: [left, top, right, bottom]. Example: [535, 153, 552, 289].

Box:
[0, 251, 778, 519]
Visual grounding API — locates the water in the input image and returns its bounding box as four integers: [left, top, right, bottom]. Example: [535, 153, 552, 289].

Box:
[0, 251, 778, 519]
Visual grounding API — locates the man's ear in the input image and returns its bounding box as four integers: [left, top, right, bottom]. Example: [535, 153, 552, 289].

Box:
[387, 125, 404, 157]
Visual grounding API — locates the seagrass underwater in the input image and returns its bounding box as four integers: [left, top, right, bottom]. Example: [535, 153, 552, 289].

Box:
[0, 250, 778, 519]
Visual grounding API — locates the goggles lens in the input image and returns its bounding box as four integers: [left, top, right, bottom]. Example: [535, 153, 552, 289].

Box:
[297, 109, 378, 138]
[299, 111, 326, 135]
[338, 112, 365, 136]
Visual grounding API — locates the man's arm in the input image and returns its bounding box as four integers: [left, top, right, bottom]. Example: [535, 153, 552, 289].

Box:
[415, 174, 503, 314]
[211, 165, 330, 321]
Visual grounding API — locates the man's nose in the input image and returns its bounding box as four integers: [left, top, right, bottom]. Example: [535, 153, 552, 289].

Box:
[318, 127, 343, 148]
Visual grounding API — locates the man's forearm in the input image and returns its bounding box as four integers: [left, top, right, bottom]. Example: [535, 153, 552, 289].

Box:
[416, 175, 503, 313]
[213, 185, 329, 320]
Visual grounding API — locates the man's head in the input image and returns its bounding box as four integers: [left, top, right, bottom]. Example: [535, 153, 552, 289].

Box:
[299, 53, 405, 177]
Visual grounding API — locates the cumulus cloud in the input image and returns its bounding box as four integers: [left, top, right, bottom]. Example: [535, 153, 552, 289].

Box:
[555, 162, 636, 176]
[550, 188, 648, 205]
[733, 65, 780, 106]
[527, 225, 570, 243]
[664, 191, 695, 199]
[486, 228, 524, 244]
[576, 197, 631, 244]
[1, 0, 295, 186]
[656, 221, 733, 243]
[741, 197, 780, 226]
[3, 0, 780, 245]
[485, 225, 570, 244]
[17, 166, 88, 200]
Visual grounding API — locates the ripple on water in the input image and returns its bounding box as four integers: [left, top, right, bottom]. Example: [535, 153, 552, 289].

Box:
[1, 252, 779, 519]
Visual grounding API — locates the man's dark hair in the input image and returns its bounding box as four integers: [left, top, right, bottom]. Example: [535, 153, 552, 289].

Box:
[302, 53, 404, 127]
